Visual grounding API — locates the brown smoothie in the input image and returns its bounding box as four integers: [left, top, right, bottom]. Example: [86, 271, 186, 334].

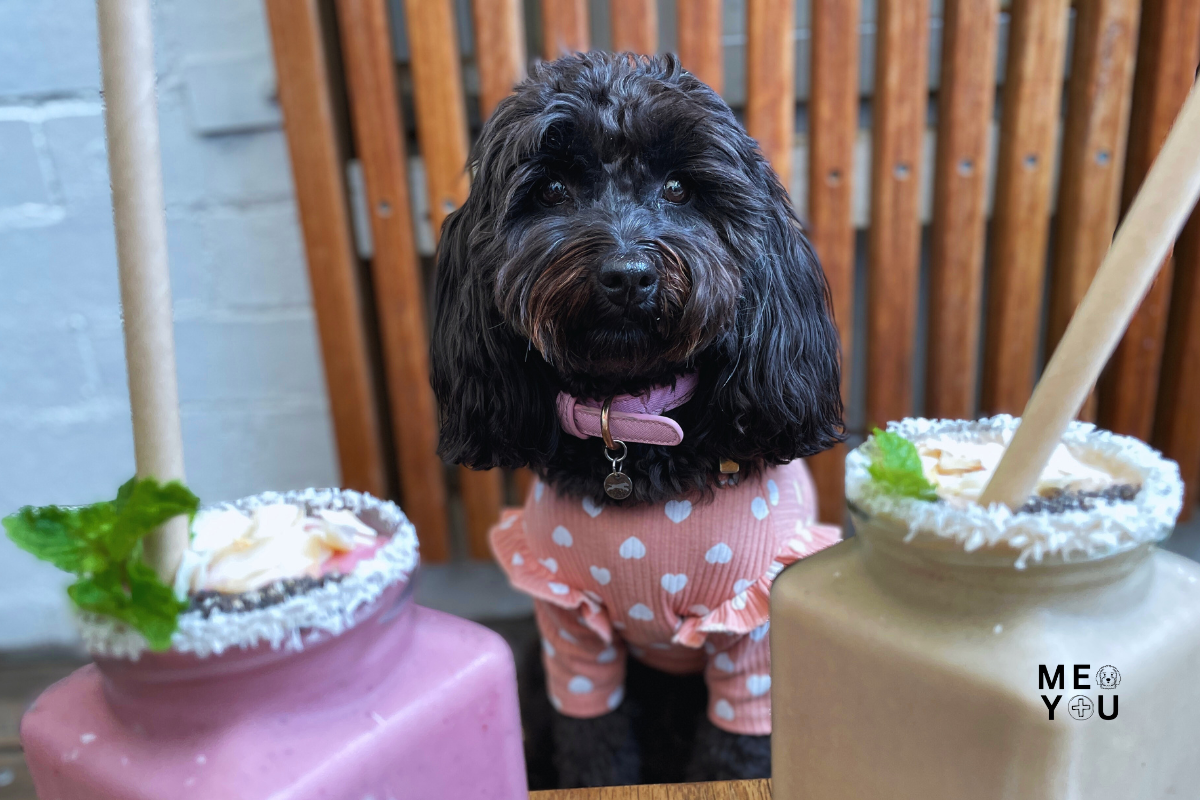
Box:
[772, 416, 1200, 799]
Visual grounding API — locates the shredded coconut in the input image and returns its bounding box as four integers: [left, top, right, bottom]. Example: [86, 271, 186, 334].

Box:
[76, 488, 419, 660]
[846, 416, 1183, 568]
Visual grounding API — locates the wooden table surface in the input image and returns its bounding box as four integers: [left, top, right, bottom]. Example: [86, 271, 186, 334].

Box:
[531, 779, 772, 799]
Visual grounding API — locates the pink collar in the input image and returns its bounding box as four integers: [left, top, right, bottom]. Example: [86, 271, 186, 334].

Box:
[556, 374, 698, 447]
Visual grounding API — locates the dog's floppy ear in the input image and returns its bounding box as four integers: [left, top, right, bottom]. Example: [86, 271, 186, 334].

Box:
[429, 191, 560, 470]
[705, 159, 845, 463]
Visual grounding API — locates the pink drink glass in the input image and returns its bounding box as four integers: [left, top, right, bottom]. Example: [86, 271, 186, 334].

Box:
[21, 490, 527, 800]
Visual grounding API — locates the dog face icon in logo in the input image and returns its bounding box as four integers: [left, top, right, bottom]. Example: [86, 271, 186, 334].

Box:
[1096, 665, 1121, 688]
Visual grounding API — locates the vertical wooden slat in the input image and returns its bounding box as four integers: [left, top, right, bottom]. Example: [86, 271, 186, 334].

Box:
[406, 0, 471, 219]
[676, 0, 723, 93]
[335, 0, 451, 561]
[1046, 0, 1141, 422]
[746, 0, 796, 179]
[512, 468, 537, 505]
[980, 0, 1071, 415]
[1100, 0, 1200, 439]
[611, 0, 657, 54]
[264, 0, 388, 497]
[805, 0, 860, 523]
[541, 0, 589, 59]
[404, 0, 503, 558]
[471, 0, 535, 509]
[866, 0, 930, 427]
[1154, 211, 1200, 517]
[925, 0, 1000, 419]
[473, 0, 526, 118]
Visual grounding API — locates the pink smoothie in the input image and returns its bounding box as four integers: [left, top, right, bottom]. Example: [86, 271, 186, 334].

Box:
[21, 590, 527, 800]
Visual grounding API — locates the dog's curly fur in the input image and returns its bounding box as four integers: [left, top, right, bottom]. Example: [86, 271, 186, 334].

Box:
[430, 52, 843, 787]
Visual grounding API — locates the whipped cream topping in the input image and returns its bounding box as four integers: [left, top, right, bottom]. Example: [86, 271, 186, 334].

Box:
[81, 488, 419, 659]
[918, 435, 1117, 506]
[175, 503, 379, 596]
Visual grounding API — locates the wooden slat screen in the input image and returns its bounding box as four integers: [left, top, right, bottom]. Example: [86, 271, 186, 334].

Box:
[1156, 212, 1200, 517]
[263, 0, 388, 498]
[866, 0, 930, 429]
[925, 0, 999, 420]
[334, 0, 451, 561]
[805, 0, 861, 523]
[610, 0, 657, 55]
[1046, 0, 1141, 422]
[473, 0, 527, 118]
[542, 0, 589, 59]
[676, 0, 723, 93]
[1101, 0, 1200, 439]
[402, 0, 503, 558]
[469, 0, 538, 508]
[270, 0, 1200, 557]
[745, 0, 796, 180]
[982, 0, 1072, 417]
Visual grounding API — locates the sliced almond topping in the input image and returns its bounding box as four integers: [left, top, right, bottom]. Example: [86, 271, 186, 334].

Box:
[936, 454, 985, 474]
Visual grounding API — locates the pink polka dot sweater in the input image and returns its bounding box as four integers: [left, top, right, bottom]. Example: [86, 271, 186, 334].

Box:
[490, 459, 840, 735]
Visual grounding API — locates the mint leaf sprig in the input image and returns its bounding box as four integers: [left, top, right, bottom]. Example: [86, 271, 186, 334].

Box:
[867, 428, 940, 502]
[3, 478, 199, 651]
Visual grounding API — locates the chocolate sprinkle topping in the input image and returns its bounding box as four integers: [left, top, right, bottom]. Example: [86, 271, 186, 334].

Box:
[1016, 484, 1140, 515]
[187, 573, 347, 618]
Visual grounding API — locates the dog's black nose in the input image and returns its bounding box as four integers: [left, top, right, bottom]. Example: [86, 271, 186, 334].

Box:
[597, 258, 658, 308]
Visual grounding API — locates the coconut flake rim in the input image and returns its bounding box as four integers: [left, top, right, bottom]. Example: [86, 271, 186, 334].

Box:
[846, 415, 1183, 568]
[76, 488, 419, 660]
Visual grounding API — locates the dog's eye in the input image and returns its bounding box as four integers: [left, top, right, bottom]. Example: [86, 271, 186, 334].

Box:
[539, 180, 569, 206]
[663, 178, 690, 204]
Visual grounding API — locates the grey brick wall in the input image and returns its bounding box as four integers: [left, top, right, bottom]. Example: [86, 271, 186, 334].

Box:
[0, 0, 337, 649]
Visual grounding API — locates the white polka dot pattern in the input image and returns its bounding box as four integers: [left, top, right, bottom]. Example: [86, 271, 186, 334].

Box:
[664, 499, 692, 523]
[705, 542, 733, 564]
[660, 573, 688, 593]
[751, 497, 769, 520]
[746, 674, 771, 696]
[618, 537, 647, 559]
[581, 496, 603, 518]
[628, 603, 654, 621]
[489, 459, 838, 736]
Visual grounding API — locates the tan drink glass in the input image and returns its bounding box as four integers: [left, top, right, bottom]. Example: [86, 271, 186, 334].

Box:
[772, 416, 1200, 800]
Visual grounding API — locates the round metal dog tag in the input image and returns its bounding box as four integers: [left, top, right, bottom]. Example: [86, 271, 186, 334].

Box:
[604, 471, 633, 500]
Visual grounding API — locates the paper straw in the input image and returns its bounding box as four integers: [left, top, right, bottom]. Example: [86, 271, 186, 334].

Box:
[97, 0, 189, 580]
[980, 79, 1200, 510]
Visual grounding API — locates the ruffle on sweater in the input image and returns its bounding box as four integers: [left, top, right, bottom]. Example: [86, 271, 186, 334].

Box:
[490, 507, 840, 650]
[673, 521, 840, 647]
[491, 510, 615, 645]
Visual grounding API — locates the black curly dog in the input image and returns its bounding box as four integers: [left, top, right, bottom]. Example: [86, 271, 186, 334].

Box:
[430, 52, 843, 788]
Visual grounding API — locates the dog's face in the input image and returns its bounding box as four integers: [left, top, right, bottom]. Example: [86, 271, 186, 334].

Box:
[431, 53, 843, 497]
[488, 68, 744, 389]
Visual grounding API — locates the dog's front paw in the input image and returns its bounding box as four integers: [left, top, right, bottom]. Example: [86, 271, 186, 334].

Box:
[551, 707, 641, 788]
[684, 718, 770, 782]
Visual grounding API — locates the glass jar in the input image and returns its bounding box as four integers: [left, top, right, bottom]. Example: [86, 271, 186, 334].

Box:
[772, 419, 1200, 800]
[21, 489, 527, 800]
